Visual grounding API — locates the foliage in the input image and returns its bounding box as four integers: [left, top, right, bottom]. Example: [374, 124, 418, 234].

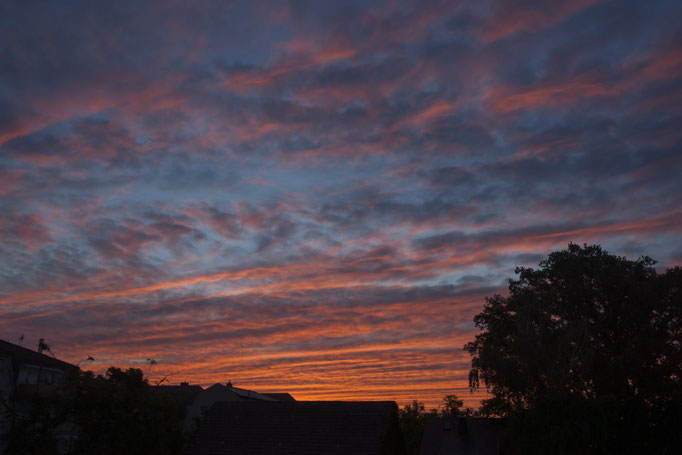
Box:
[398, 394, 469, 455]
[439, 393, 464, 418]
[3, 367, 184, 454]
[398, 400, 428, 455]
[2, 391, 62, 454]
[465, 243, 682, 453]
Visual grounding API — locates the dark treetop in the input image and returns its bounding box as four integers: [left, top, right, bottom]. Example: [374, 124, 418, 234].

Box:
[465, 243, 682, 453]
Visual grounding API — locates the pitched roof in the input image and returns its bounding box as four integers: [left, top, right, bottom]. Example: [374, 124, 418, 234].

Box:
[155, 383, 277, 411]
[226, 385, 277, 401]
[419, 417, 502, 455]
[155, 384, 204, 408]
[262, 392, 296, 401]
[0, 339, 78, 383]
[187, 400, 401, 455]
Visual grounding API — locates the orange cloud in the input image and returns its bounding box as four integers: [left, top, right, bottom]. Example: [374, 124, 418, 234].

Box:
[485, 76, 619, 113]
[482, 0, 605, 42]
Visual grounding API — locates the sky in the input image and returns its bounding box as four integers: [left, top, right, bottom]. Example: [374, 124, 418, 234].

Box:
[1, 0, 681, 409]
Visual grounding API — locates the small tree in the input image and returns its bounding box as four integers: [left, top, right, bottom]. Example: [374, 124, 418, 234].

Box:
[439, 394, 463, 418]
[399, 400, 427, 455]
[398, 394, 466, 455]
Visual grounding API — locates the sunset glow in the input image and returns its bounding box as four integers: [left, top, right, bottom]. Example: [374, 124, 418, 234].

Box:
[1, 0, 681, 409]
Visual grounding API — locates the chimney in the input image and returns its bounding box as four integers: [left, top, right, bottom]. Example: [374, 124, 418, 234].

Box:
[37, 338, 45, 354]
[226, 380, 233, 388]
[180, 381, 189, 387]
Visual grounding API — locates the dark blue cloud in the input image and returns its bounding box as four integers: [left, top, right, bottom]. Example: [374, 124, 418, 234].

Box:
[0, 0, 680, 408]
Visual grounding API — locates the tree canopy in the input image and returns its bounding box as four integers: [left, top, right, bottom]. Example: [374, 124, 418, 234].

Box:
[3, 367, 184, 454]
[465, 243, 682, 453]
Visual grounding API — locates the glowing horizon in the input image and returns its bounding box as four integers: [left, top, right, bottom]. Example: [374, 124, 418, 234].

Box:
[1, 0, 681, 410]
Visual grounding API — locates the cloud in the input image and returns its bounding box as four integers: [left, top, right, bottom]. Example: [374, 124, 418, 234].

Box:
[0, 0, 680, 408]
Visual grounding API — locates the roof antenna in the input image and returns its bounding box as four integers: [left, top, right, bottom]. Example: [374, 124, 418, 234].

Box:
[37, 338, 56, 358]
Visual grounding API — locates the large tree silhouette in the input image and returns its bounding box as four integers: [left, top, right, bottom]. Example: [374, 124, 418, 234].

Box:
[465, 244, 681, 453]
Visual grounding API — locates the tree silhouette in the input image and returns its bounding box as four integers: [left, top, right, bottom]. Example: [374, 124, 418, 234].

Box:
[3, 367, 184, 454]
[399, 400, 428, 455]
[439, 394, 464, 418]
[398, 394, 468, 455]
[465, 243, 682, 453]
